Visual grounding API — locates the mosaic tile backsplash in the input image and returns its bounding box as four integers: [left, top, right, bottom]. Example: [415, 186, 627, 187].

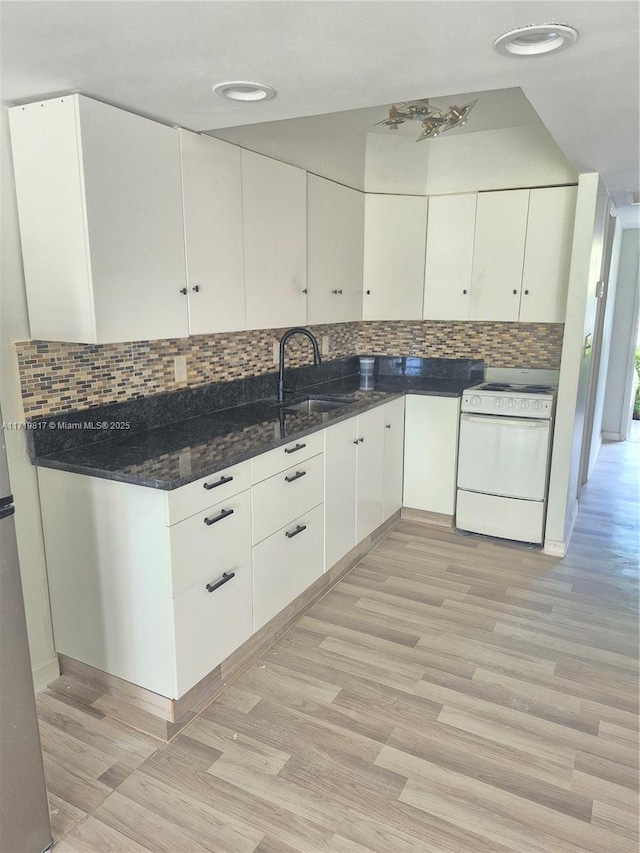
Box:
[16, 320, 563, 418]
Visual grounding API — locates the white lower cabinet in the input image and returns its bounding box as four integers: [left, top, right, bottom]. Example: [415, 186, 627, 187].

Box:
[324, 417, 359, 570]
[324, 405, 387, 570]
[383, 398, 405, 520]
[38, 466, 253, 699]
[356, 406, 386, 542]
[253, 505, 324, 630]
[403, 395, 460, 516]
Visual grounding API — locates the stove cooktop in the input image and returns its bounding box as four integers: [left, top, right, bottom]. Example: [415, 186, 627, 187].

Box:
[475, 382, 555, 395]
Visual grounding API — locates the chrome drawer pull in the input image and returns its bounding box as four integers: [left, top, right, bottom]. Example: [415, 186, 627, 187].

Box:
[203, 474, 233, 490]
[284, 442, 306, 454]
[206, 571, 235, 593]
[203, 508, 234, 526]
[285, 524, 307, 539]
[284, 470, 306, 483]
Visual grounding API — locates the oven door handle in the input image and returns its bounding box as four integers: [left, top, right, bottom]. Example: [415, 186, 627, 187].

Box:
[461, 414, 549, 429]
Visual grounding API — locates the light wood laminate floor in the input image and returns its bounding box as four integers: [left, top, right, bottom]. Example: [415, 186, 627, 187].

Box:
[43, 438, 639, 852]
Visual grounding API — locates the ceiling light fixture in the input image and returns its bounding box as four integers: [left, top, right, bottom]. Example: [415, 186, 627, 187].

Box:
[212, 81, 276, 102]
[374, 98, 478, 142]
[493, 24, 578, 57]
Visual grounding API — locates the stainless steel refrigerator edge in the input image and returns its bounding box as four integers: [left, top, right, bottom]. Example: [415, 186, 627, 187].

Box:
[0, 412, 52, 853]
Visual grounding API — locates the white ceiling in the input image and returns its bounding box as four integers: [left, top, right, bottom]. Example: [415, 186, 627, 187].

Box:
[1, 1, 638, 224]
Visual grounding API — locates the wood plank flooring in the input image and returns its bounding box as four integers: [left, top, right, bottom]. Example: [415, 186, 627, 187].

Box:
[43, 437, 639, 852]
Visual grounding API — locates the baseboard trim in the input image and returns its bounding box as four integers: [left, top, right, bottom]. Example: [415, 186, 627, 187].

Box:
[543, 539, 566, 557]
[33, 657, 60, 693]
[401, 507, 454, 529]
[543, 498, 578, 558]
[602, 432, 623, 441]
[51, 511, 402, 741]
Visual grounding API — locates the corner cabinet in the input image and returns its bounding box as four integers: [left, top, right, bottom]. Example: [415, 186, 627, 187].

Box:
[362, 194, 428, 320]
[307, 174, 364, 324]
[241, 150, 308, 330]
[179, 130, 246, 334]
[9, 95, 188, 343]
[403, 395, 460, 519]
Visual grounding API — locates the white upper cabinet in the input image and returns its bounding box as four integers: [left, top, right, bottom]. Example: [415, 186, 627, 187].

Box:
[362, 194, 428, 320]
[470, 189, 530, 322]
[520, 186, 577, 323]
[179, 130, 245, 334]
[9, 95, 188, 343]
[307, 175, 364, 324]
[241, 150, 307, 330]
[423, 193, 477, 321]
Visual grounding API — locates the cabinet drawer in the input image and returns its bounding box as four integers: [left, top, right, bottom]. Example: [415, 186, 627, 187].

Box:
[170, 490, 251, 597]
[253, 504, 324, 631]
[251, 453, 324, 544]
[173, 555, 253, 696]
[166, 461, 250, 525]
[250, 431, 324, 484]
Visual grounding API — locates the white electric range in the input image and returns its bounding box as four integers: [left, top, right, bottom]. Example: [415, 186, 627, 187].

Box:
[456, 368, 559, 544]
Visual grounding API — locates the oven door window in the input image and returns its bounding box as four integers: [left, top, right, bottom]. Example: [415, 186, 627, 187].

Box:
[457, 413, 551, 501]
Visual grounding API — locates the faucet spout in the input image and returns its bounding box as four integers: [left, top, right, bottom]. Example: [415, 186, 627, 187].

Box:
[277, 327, 322, 403]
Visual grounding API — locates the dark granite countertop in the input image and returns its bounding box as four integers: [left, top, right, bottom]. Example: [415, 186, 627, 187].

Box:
[30, 357, 482, 490]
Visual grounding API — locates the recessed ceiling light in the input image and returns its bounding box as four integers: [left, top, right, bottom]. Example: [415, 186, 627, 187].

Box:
[212, 81, 276, 102]
[493, 24, 578, 57]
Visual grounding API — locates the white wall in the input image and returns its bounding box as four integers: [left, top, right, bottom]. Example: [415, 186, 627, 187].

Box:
[587, 215, 623, 471]
[364, 124, 577, 195]
[545, 173, 609, 553]
[602, 229, 640, 439]
[212, 111, 367, 190]
[0, 108, 58, 687]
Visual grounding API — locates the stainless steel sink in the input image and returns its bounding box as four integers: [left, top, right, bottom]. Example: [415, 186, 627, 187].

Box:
[282, 395, 355, 414]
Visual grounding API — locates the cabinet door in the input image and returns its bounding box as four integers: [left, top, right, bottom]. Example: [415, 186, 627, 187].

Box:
[242, 150, 307, 330]
[253, 505, 324, 631]
[362, 195, 428, 320]
[173, 555, 253, 696]
[10, 95, 189, 343]
[324, 417, 358, 570]
[403, 396, 460, 516]
[335, 182, 364, 322]
[520, 186, 577, 323]
[307, 176, 364, 324]
[356, 406, 385, 542]
[423, 193, 476, 320]
[383, 397, 405, 520]
[180, 130, 246, 334]
[470, 190, 529, 322]
[78, 96, 189, 342]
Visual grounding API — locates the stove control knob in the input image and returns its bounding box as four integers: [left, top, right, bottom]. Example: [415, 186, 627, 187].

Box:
[519, 399, 529, 409]
[495, 397, 505, 408]
[533, 400, 544, 410]
[471, 395, 481, 406]
[507, 398, 517, 408]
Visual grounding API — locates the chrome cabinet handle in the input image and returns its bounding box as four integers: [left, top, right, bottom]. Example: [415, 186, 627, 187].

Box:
[203, 474, 233, 490]
[180, 287, 187, 295]
[285, 524, 307, 539]
[284, 442, 306, 454]
[206, 572, 235, 593]
[192, 284, 200, 292]
[203, 508, 234, 526]
[284, 470, 306, 483]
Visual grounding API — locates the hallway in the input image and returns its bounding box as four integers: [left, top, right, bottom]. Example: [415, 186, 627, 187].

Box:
[43, 437, 639, 852]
